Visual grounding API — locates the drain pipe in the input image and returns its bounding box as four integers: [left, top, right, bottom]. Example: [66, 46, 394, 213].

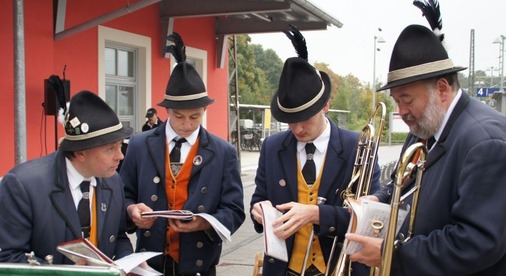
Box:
[14, 0, 27, 164]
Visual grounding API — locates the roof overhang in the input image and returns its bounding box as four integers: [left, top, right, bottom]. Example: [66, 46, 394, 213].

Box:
[53, 0, 342, 67]
[160, 0, 342, 67]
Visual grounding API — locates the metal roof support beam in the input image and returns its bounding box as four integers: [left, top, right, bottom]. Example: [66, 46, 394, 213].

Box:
[55, 0, 67, 33]
[216, 19, 327, 35]
[160, 0, 290, 18]
[54, 0, 161, 40]
[216, 34, 228, 69]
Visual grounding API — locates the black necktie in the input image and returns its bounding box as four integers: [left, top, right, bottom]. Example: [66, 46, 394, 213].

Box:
[427, 136, 436, 149]
[170, 137, 187, 163]
[77, 181, 91, 239]
[302, 143, 316, 185]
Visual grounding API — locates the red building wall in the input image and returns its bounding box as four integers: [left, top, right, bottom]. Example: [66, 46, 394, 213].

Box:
[0, 0, 229, 175]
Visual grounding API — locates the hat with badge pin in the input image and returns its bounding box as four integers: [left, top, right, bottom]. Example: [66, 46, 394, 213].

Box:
[59, 90, 133, 151]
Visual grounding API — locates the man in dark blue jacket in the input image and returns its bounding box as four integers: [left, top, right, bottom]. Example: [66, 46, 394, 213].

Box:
[347, 2, 506, 275]
[250, 26, 380, 276]
[120, 33, 245, 276]
[0, 90, 133, 264]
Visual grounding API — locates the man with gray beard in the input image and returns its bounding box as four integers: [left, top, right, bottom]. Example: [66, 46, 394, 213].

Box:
[345, 1, 506, 275]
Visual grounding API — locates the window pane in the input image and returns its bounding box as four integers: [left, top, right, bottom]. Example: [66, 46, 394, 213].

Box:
[118, 50, 133, 77]
[118, 86, 134, 115]
[105, 85, 117, 112]
[105, 48, 116, 75]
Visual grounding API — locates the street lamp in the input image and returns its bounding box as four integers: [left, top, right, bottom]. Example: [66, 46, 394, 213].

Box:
[493, 35, 505, 91]
[372, 30, 386, 110]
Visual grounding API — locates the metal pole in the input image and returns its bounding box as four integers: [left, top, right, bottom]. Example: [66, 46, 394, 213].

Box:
[499, 36, 504, 91]
[233, 36, 241, 164]
[490, 67, 494, 87]
[14, 0, 27, 164]
[372, 36, 377, 111]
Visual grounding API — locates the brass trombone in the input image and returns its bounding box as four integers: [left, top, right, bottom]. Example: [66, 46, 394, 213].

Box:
[375, 142, 427, 276]
[301, 197, 327, 276]
[327, 102, 386, 276]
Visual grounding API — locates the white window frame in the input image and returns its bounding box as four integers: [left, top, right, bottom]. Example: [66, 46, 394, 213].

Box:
[98, 26, 151, 132]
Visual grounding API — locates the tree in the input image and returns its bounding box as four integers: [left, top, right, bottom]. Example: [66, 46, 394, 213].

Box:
[229, 36, 397, 133]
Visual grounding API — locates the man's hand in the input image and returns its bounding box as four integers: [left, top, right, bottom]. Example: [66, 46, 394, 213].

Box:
[347, 233, 383, 267]
[168, 216, 211, 233]
[251, 200, 272, 225]
[272, 202, 319, 240]
[127, 203, 156, 229]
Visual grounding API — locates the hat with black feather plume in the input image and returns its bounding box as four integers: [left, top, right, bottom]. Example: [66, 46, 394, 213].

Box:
[378, 0, 466, 91]
[158, 32, 214, 109]
[270, 25, 331, 123]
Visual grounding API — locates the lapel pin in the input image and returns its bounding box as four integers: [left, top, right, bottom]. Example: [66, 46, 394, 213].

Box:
[193, 155, 203, 166]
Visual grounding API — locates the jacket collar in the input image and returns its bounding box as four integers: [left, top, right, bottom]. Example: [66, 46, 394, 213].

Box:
[146, 121, 215, 183]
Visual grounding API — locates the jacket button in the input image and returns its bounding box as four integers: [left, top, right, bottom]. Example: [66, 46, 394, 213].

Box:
[200, 187, 207, 194]
[278, 179, 286, 187]
[268, 258, 275, 263]
[144, 231, 151, 237]
[153, 176, 160, 184]
[196, 242, 204, 248]
[109, 235, 116, 243]
[195, 260, 203, 267]
[197, 205, 205, 212]
[151, 195, 158, 202]
[329, 227, 336, 233]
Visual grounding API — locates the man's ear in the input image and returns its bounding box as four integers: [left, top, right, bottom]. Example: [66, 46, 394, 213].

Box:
[73, 150, 86, 161]
[322, 101, 330, 113]
[436, 77, 452, 103]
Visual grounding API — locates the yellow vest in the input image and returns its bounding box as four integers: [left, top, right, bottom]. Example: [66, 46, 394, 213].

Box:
[288, 160, 326, 274]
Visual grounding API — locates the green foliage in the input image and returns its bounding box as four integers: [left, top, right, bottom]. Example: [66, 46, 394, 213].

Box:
[229, 35, 282, 106]
[229, 35, 401, 134]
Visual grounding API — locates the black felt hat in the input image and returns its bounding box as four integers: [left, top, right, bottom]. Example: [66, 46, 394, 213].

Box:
[379, 0, 467, 91]
[158, 32, 214, 109]
[270, 25, 331, 123]
[145, 107, 157, 118]
[59, 90, 133, 151]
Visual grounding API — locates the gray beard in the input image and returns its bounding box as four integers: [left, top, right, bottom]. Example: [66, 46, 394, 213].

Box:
[409, 91, 446, 140]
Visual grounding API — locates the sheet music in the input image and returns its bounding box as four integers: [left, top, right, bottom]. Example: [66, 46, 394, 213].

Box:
[343, 199, 408, 255]
[259, 202, 288, 262]
[141, 210, 231, 242]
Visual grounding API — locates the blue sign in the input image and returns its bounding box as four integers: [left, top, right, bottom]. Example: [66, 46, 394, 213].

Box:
[476, 87, 502, 97]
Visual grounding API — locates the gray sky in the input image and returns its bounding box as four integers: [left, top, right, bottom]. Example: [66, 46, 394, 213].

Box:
[250, 0, 506, 87]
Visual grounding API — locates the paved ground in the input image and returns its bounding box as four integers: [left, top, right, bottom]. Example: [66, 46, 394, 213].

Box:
[216, 145, 403, 275]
